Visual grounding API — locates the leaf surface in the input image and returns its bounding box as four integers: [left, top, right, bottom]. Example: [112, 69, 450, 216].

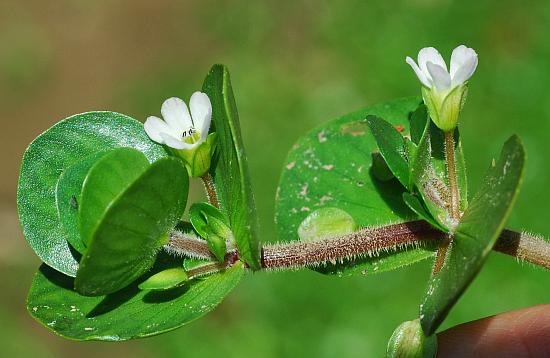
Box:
[202, 65, 261, 270]
[75, 156, 188, 296]
[420, 135, 526, 334]
[276, 98, 436, 274]
[28, 262, 243, 341]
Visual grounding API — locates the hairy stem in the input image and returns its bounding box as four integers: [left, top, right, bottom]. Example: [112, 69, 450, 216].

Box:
[201, 172, 220, 208]
[185, 251, 240, 279]
[166, 232, 216, 260]
[494, 230, 550, 270]
[431, 131, 461, 276]
[167, 221, 442, 270]
[165, 224, 550, 272]
[432, 234, 451, 274]
[444, 131, 460, 221]
[261, 221, 439, 269]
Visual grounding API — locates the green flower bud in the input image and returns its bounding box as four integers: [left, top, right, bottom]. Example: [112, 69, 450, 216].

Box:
[386, 319, 437, 358]
[138, 267, 188, 291]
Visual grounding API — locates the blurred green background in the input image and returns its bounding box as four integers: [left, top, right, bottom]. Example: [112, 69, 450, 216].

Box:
[1, 0, 549, 356]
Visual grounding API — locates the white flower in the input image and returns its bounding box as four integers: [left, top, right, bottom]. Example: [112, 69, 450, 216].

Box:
[405, 45, 478, 132]
[406, 45, 478, 92]
[144, 92, 212, 150]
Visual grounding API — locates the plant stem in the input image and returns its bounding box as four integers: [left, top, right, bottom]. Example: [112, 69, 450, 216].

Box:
[165, 224, 550, 272]
[494, 230, 550, 270]
[168, 221, 442, 269]
[185, 251, 239, 279]
[431, 131, 461, 276]
[444, 131, 460, 221]
[166, 232, 216, 260]
[201, 172, 220, 208]
[261, 221, 440, 269]
[432, 234, 451, 274]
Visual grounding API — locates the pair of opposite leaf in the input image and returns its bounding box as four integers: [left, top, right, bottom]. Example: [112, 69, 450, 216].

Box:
[63, 147, 189, 297]
[59, 89, 228, 296]
[367, 108, 463, 233]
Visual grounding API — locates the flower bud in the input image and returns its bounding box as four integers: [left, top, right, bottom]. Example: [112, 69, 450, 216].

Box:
[386, 319, 437, 358]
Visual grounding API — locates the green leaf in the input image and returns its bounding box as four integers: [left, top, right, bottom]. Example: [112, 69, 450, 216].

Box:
[276, 97, 436, 275]
[17, 111, 169, 276]
[79, 148, 150, 247]
[402, 193, 446, 232]
[371, 152, 396, 182]
[138, 268, 188, 291]
[409, 103, 428, 145]
[204, 234, 226, 263]
[202, 64, 261, 270]
[28, 262, 243, 341]
[420, 135, 526, 335]
[189, 203, 230, 262]
[189, 202, 230, 237]
[409, 112, 468, 229]
[366, 115, 410, 189]
[75, 157, 189, 296]
[426, 124, 469, 209]
[183, 258, 212, 271]
[318, 249, 437, 277]
[429, 126, 468, 211]
[298, 207, 356, 242]
[409, 123, 451, 230]
[56, 151, 108, 254]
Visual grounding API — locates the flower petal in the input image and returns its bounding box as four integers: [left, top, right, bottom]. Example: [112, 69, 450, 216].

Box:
[144, 116, 171, 144]
[451, 53, 478, 87]
[160, 133, 197, 150]
[450, 45, 478, 79]
[161, 97, 193, 134]
[406, 56, 432, 87]
[189, 91, 212, 136]
[426, 62, 451, 91]
[418, 47, 448, 79]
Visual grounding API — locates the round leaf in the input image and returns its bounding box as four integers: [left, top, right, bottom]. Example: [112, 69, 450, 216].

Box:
[75, 157, 189, 296]
[28, 263, 243, 341]
[17, 111, 169, 276]
[56, 151, 109, 253]
[298, 207, 356, 242]
[79, 148, 150, 246]
[275, 98, 435, 275]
